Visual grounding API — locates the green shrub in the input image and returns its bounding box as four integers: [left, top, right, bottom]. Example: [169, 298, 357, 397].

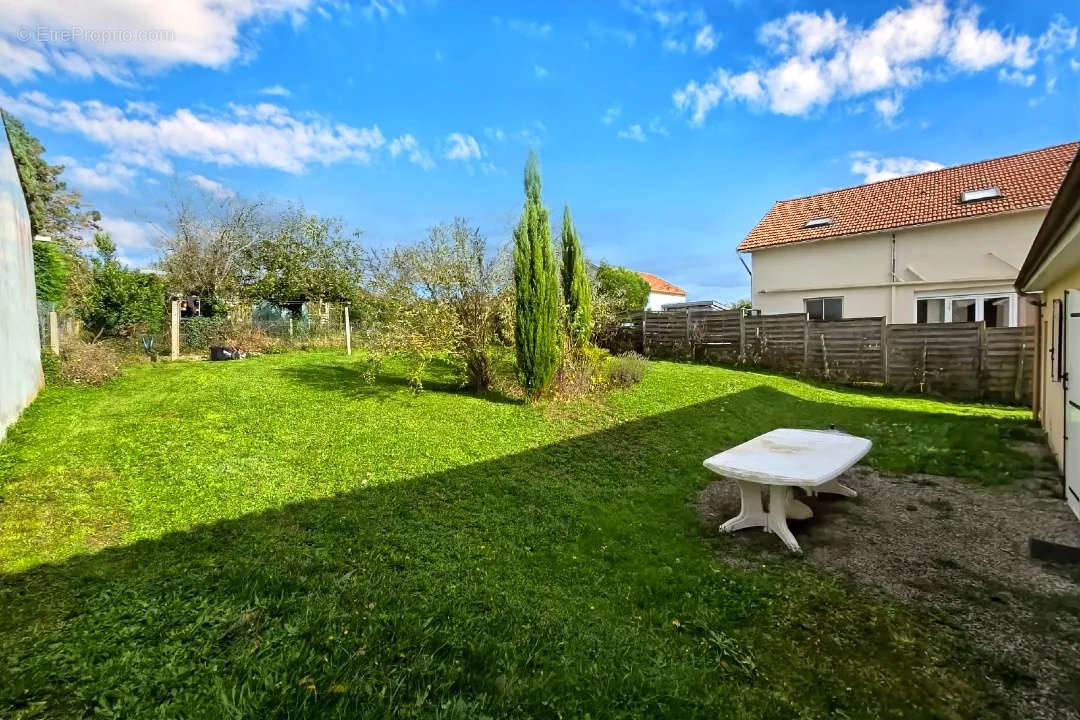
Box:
[179, 316, 227, 351]
[606, 351, 648, 387]
[554, 345, 609, 398]
[81, 233, 164, 337]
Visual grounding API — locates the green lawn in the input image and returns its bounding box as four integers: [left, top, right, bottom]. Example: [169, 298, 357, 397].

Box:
[0, 351, 1038, 718]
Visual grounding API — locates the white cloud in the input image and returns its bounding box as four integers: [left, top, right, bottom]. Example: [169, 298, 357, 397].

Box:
[873, 92, 904, 124]
[602, 106, 622, 125]
[444, 133, 483, 161]
[484, 127, 506, 142]
[189, 174, 235, 199]
[849, 152, 944, 183]
[0, 1, 326, 83]
[55, 155, 136, 192]
[388, 134, 435, 170]
[1, 90, 387, 174]
[258, 84, 291, 97]
[647, 117, 669, 136]
[533, 64, 548, 79]
[694, 24, 717, 54]
[617, 124, 647, 142]
[96, 216, 160, 252]
[360, 0, 405, 21]
[503, 19, 552, 38]
[674, 1, 1073, 124]
[662, 37, 687, 54]
[998, 68, 1035, 86]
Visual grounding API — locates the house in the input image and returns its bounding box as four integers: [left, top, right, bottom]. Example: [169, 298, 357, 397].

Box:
[637, 271, 687, 311]
[739, 142, 1078, 327]
[1015, 144, 1080, 522]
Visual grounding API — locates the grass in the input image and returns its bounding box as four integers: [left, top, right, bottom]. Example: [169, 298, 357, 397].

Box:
[0, 350, 1039, 718]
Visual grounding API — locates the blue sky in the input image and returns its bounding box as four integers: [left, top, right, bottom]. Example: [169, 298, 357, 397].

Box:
[1, 0, 1077, 302]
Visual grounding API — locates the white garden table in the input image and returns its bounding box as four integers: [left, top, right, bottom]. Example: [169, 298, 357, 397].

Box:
[703, 429, 872, 552]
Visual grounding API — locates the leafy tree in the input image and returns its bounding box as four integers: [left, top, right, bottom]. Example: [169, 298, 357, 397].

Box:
[513, 151, 560, 394]
[559, 205, 592, 347]
[723, 298, 752, 312]
[2, 110, 99, 248]
[32, 240, 69, 303]
[596, 264, 650, 314]
[240, 206, 364, 315]
[366, 219, 510, 390]
[158, 193, 266, 316]
[81, 233, 165, 337]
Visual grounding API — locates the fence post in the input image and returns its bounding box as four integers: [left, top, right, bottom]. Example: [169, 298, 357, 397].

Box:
[344, 305, 352, 356]
[1014, 342, 1026, 404]
[641, 312, 648, 356]
[976, 321, 988, 398]
[170, 299, 180, 360]
[802, 319, 809, 372]
[880, 318, 889, 388]
[738, 312, 746, 363]
[48, 311, 60, 355]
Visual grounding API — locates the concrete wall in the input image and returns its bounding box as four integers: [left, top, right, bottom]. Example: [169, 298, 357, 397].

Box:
[647, 291, 686, 311]
[750, 209, 1046, 324]
[0, 121, 42, 442]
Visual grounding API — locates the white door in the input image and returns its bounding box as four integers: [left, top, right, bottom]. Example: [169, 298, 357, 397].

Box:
[1065, 290, 1080, 521]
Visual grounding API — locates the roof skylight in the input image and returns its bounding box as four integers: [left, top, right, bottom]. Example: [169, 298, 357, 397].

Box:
[960, 187, 1002, 203]
[804, 217, 833, 228]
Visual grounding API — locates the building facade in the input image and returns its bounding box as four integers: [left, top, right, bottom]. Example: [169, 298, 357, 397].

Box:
[740, 142, 1077, 327]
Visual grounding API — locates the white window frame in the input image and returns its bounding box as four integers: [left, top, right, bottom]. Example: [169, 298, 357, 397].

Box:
[914, 291, 1018, 327]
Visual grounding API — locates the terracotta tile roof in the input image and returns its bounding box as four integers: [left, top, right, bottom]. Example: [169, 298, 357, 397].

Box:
[636, 271, 686, 296]
[738, 141, 1079, 253]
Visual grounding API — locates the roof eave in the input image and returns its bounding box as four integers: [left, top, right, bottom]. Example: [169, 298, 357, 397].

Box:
[738, 205, 1052, 254]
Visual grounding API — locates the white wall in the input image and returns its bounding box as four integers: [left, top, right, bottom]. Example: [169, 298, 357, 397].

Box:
[749, 209, 1045, 324]
[0, 123, 42, 441]
[647, 292, 685, 311]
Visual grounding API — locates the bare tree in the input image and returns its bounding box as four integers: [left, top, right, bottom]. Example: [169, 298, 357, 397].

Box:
[365, 218, 510, 391]
[156, 191, 269, 315]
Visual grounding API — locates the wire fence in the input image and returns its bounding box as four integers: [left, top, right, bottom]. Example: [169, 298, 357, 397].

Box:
[36, 299, 360, 360]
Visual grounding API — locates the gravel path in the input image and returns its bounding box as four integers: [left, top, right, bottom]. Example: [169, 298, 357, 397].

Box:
[698, 459, 1080, 720]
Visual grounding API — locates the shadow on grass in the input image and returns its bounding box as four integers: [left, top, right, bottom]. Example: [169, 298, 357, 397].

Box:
[0, 387, 1033, 719]
[280, 357, 522, 405]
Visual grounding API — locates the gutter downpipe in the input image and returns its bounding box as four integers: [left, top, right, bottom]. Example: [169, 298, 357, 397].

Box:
[889, 234, 897, 321]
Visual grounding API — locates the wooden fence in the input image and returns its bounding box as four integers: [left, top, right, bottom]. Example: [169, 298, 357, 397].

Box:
[606, 309, 1034, 405]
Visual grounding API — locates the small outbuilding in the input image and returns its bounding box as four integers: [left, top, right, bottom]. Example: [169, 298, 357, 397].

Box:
[1015, 145, 1080, 522]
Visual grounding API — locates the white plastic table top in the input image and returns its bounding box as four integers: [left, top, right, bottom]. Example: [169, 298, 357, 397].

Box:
[703, 428, 872, 486]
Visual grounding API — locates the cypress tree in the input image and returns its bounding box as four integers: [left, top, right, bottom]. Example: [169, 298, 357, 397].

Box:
[513, 150, 560, 393]
[560, 205, 592, 346]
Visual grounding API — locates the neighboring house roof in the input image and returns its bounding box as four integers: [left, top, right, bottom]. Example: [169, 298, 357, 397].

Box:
[637, 271, 686, 295]
[1016, 145, 1080, 291]
[738, 141, 1079, 253]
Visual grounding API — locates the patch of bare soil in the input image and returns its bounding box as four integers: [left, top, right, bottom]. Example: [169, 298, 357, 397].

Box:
[698, 458, 1080, 720]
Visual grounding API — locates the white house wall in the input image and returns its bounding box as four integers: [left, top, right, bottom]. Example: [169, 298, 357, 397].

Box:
[749, 209, 1045, 324]
[647, 292, 685, 311]
[0, 126, 42, 441]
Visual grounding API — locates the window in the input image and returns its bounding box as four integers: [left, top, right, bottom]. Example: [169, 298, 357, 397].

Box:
[983, 297, 1010, 328]
[805, 296, 842, 320]
[916, 298, 945, 323]
[960, 187, 1002, 203]
[951, 298, 976, 322]
[915, 293, 1015, 326]
[804, 217, 833, 228]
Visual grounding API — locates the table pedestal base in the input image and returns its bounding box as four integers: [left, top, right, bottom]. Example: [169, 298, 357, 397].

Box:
[720, 480, 808, 552]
